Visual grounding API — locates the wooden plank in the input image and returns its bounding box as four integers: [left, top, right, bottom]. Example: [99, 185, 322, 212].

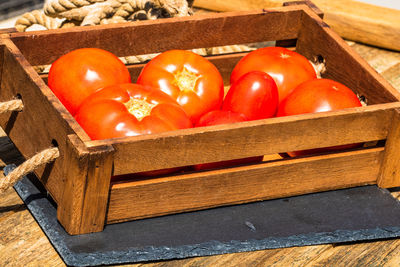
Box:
[88, 103, 398, 174]
[107, 147, 383, 223]
[193, 0, 400, 51]
[0, 184, 64, 266]
[382, 62, 400, 91]
[8, 7, 302, 66]
[0, 38, 88, 204]
[57, 134, 114, 235]
[295, 7, 400, 104]
[378, 109, 400, 188]
[347, 42, 400, 74]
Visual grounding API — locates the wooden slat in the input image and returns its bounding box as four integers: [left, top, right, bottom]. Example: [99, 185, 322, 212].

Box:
[295, 7, 400, 104]
[378, 109, 400, 188]
[88, 103, 398, 174]
[107, 147, 383, 223]
[8, 7, 303, 66]
[0, 39, 89, 203]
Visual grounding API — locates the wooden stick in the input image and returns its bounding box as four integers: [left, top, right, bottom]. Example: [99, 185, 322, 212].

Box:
[193, 0, 400, 51]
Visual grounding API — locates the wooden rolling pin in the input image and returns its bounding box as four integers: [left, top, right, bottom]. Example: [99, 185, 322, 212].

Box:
[193, 0, 400, 51]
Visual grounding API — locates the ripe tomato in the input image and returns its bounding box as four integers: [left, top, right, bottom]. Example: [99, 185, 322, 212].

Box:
[230, 47, 316, 103]
[194, 110, 263, 170]
[222, 71, 279, 120]
[137, 49, 224, 124]
[48, 48, 131, 115]
[277, 78, 362, 157]
[75, 83, 192, 140]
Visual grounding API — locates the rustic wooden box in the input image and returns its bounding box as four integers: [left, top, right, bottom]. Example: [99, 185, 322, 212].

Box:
[1, 4, 400, 235]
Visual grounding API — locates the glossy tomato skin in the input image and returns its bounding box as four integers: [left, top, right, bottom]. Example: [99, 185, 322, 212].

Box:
[277, 79, 362, 116]
[277, 78, 362, 157]
[196, 110, 247, 126]
[75, 83, 192, 140]
[194, 110, 263, 170]
[137, 49, 224, 124]
[222, 71, 279, 120]
[230, 47, 316, 103]
[48, 48, 131, 115]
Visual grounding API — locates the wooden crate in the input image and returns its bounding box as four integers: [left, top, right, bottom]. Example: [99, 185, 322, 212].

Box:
[1, 3, 400, 235]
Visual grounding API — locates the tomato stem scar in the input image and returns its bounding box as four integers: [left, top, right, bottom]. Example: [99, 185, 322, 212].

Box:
[124, 97, 155, 121]
[172, 66, 200, 92]
[280, 53, 291, 59]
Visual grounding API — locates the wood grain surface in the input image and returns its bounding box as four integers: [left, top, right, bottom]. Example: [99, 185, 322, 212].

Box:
[0, 39, 399, 267]
[193, 0, 400, 52]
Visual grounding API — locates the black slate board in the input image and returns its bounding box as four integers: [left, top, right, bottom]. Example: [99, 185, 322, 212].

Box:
[7, 165, 400, 267]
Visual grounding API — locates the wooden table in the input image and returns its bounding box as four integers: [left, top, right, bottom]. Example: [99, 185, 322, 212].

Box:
[0, 39, 400, 266]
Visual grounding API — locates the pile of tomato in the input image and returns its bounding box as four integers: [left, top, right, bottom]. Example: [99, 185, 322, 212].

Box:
[48, 46, 362, 173]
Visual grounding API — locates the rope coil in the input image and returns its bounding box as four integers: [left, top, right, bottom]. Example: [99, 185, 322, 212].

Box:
[15, 0, 192, 31]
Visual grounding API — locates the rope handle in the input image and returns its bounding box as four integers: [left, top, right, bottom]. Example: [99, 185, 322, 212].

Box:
[0, 99, 60, 194]
[0, 147, 59, 193]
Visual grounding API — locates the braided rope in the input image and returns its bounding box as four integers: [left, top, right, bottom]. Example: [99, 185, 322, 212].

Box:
[16, 0, 191, 30]
[311, 61, 327, 78]
[0, 147, 60, 193]
[15, 10, 63, 32]
[44, 0, 106, 16]
[0, 100, 24, 113]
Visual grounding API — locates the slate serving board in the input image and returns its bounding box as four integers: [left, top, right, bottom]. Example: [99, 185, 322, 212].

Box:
[7, 165, 400, 267]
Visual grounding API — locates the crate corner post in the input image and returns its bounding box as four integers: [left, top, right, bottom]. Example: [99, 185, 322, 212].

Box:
[57, 134, 115, 235]
[378, 108, 400, 188]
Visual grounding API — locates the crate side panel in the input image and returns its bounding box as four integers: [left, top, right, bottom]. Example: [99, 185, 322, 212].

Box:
[107, 147, 383, 223]
[89, 104, 396, 175]
[0, 40, 80, 203]
[9, 9, 302, 66]
[296, 8, 400, 104]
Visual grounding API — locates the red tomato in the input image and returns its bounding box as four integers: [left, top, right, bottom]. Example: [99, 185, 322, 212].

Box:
[230, 47, 316, 103]
[194, 110, 263, 170]
[48, 48, 131, 115]
[137, 49, 224, 124]
[277, 78, 362, 157]
[222, 71, 279, 120]
[75, 83, 192, 140]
